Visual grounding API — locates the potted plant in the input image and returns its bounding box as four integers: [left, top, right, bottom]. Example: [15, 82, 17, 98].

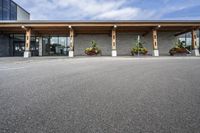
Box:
[131, 37, 148, 56]
[169, 40, 191, 56]
[85, 40, 101, 56]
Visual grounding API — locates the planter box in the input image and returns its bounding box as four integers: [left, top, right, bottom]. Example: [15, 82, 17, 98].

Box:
[169, 48, 190, 56]
[85, 49, 101, 56]
[131, 51, 148, 56]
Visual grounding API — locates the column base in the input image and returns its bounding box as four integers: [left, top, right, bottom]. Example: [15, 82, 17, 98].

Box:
[192, 49, 200, 56]
[24, 51, 31, 58]
[153, 49, 159, 57]
[69, 51, 74, 57]
[112, 50, 117, 57]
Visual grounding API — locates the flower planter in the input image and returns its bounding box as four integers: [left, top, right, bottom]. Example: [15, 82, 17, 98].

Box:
[131, 48, 148, 56]
[85, 48, 101, 56]
[131, 51, 148, 56]
[85, 40, 101, 56]
[169, 40, 191, 56]
[169, 48, 189, 56]
[131, 39, 148, 56]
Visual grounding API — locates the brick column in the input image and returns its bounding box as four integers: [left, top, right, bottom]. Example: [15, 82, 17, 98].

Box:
[24, 28, 31, 58]
[191, 30, 199, 56]
[152, 30, 159, 56]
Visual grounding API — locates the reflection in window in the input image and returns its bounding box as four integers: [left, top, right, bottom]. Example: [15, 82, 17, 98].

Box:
[30, 36, 39, 56]
[10, 1, 17, 20]
[2, 0, 10, 20]
[178, 30, 200, 51]
[0, 0, 2, 20]
[13, 34, 25, 56]
[0, 0, 17, 20]
[9, 34, 39, 56]
[43, 36, 69, 56]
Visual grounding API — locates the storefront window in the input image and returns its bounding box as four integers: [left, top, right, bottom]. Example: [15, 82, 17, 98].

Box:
[178, 31, 197, 51]
[30, 36, 39, 56]
[178, 34, 186, 45]
[42, 36, 69, 56]
[8, 34, 39, 56]
[13, 34, 25, 56]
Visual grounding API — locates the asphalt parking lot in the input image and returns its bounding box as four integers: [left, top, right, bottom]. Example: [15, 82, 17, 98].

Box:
[0, 57, 200, 133]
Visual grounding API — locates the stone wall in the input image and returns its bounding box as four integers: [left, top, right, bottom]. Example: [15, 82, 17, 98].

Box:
[74, 32, 176, 56]
[74, 34, 111, 56]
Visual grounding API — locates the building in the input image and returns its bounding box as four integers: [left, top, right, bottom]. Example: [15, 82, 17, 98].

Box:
[0, 0, 30, 21]
[0, 20, 199, 57]
[0, 2, 199, 58]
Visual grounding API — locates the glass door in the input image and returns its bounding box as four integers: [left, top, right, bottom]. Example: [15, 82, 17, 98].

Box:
[13, 41, 25, 56]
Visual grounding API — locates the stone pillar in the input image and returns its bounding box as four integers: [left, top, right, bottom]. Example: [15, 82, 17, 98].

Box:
[191, 30, 199, 56]
[152, 30, 159, 56]
[39, 37, 43, 56]
[24, 28, 31, 58]
[69, 29, 74, 57]
[112, 29, 117, 57]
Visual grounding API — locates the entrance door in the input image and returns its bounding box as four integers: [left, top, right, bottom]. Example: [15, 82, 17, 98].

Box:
[13, 41, 25, 56]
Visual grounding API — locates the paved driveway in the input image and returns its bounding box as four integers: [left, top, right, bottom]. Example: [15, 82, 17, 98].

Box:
[0, 57, 200, 133]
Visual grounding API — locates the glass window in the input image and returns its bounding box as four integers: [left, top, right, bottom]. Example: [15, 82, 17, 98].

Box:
[13, 34, 25, 56]
[14, 34, 25, 41]
[30, 36, 39, 56]
[0, 0, 3, 20]
[42, 36, 69, 56]
[185, 32, 191, 47]
[58, 37, 68, 55]
[178, 34, 186, 45]
[2, 0, 10, 20]
[10, 1, 17, 20]
[42, 36, 50, 56]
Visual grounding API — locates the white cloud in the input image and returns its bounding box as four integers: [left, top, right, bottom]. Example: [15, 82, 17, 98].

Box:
[14, 0, 153, 20]
[13, 0, 200, 20]
[93, 8, 155, 20]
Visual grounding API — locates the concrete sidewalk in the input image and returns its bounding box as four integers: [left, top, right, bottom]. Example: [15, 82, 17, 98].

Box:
[0, 56, 200, 64]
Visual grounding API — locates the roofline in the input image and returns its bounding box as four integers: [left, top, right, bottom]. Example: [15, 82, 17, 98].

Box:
[1, 20, 200, 24]
[11, 0, 30, 15]
[0, 20, 200, 29]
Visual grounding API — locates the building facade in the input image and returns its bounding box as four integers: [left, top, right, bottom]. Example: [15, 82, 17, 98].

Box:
[0, 20, 200, 57]
[0, 0, 30, 21]
[0, 0, 30, 57]
[0, 21, 200, 57]
[0, 2, 199, 58]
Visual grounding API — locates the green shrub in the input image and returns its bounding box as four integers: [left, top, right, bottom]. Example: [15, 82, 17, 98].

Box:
[131, 41, 148, 55]
[85, 40, 101, 56]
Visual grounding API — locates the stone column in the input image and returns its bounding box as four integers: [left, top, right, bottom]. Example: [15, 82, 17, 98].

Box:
[69, 28, 74, 57]
[112, 28, 117, 57]
[24, 28, 31, 58]
[152, 30, 159, 56]
[191, 30, 200, 56]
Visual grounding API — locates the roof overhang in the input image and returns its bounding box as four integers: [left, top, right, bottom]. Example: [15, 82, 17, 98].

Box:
[0, 20, 199, 35]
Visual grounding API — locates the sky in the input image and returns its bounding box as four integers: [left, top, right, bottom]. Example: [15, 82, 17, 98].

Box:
[14, 0, 200, 20]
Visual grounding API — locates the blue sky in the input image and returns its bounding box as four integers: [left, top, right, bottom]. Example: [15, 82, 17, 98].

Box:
[14, 0, 200, 20]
